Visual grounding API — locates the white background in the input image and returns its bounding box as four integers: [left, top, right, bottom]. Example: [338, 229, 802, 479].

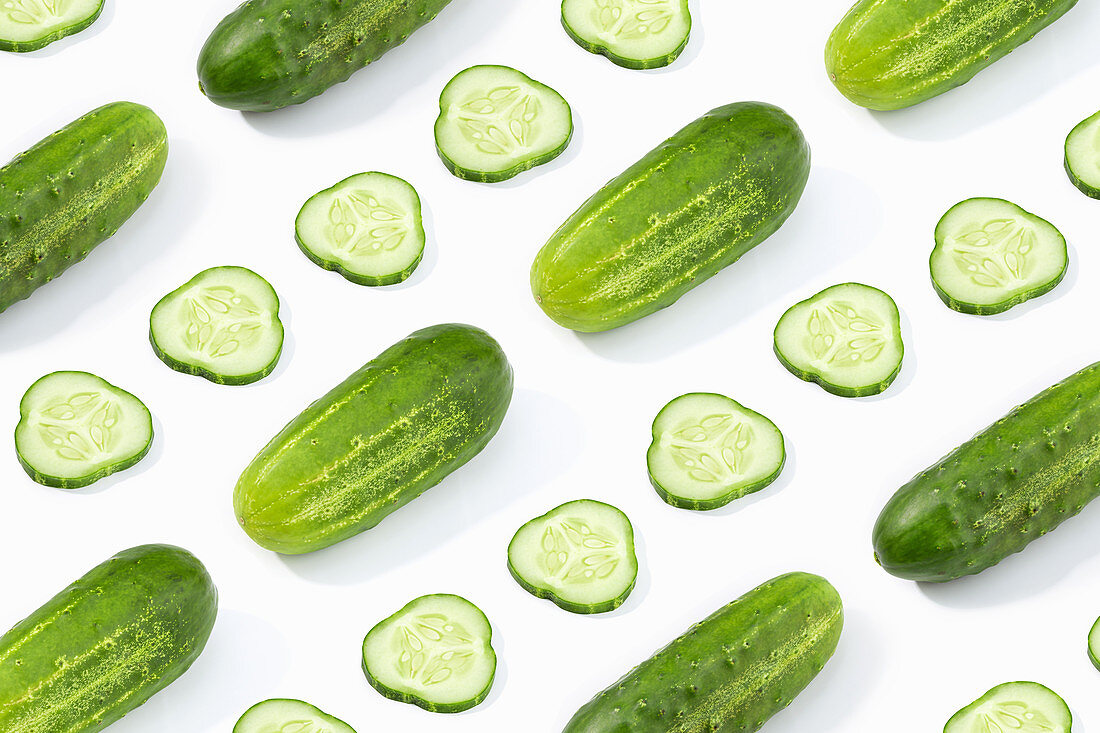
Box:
[3, 1, 1100, 730]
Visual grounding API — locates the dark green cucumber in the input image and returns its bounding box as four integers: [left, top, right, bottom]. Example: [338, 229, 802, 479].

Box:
[197, 0, 453, 112]
[0, 544, 217, 732]
[0, 0, 103, 52]
[531, 102, 810, 332]
[563, 572, 843, 732]
[874, 361, 1100, 582]
[0, 102, 167, 315]
[234, 323, 513, 554]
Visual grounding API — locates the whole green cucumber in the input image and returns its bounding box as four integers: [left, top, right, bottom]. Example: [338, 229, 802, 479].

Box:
[197, 0, 453, 111]
[874, 362, 1100, 582]
[563, 572, 843, 732]
[0, 544, 217, 732]
[531, 102, 810, 333]
[234, 323, 513, 554]
[0, 102, 167, 315]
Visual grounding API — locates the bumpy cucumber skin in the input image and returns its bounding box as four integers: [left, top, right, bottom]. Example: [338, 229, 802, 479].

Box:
[233, 699, 357, 733]
[1065, 111, 1100, 199]
[825, 0, 1079, 111]
[563, 572, 843, 733]
[0, 544, 217, 732]
[0, 0, 104, 52]
[197, 0, 453, 112]
[560, 0, 691, 70]
[234, 323, 513, 554]
[0, 102, 167, 315]
[531, 102, 810, 333]
[874, 362, 1100, 582]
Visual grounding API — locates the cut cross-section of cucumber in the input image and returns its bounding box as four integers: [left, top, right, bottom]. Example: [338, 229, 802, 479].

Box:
[15, 371, 153, 489]
[234, 698, 356, 733]
[435, 65, 573, 183]
[647, 393, 785, 510]
[1066, 110, 1100, 199]
[774, 283, 904, 398]
[561, 0, 691, 70]
[1089, 617, 1100, 671]
[944, 682, 1072, 733]
[362, 594, 496, 713]
[150, 266, 284, 386]
[508, 499, 637, 614]
[295, 172, 425, 286]
[0, 0, 102, 52]
[930, 198, 1068, 315]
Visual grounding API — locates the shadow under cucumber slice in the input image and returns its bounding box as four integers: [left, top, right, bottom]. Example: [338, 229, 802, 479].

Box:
[234, 699, 356, 733]
[944, 681, 1071, 733]
[0, 0, 103, 52]
[561, 0, 691, 70]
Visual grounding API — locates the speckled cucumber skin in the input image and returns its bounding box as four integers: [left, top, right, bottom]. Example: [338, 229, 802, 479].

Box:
[825, 0, 1079, 111]
[197, 0, 453, 112]
[531, 102, 810, 333]
[0, 102, 167, 315]
[0, 544, 217, 732]
[234, 323, 513, 554]
[563, 572, 843, 733]
[874, 362, 1100, 582]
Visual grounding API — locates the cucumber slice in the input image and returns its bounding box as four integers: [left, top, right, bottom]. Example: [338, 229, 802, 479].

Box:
[362, 594, 496, 713]
[15, 371, 153, 489]
[234, 698, 356, 733]
[435, 65, 573, 183]
[1089, 616, 1100, 672]
[150, 266, 284, 386]
[561, 0, 691, 70]
[0, 0, 102, 52]
[930, 198, 1068, 315]
[944, 682, 1071, 733]
[774, 283, 904, 398]
[1066, 110, 1100, 198]
[507, 499, 637, 614]
[295, 172, 426, 287]
[647, 393, 785, 510]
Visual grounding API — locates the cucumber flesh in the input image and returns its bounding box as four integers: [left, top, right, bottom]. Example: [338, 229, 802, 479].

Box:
[14, 371, 153, 489]
[647, 392, 785, 510]
[362, 594, 496, 713]
[774, 283, 904, 398]
[295, 172, 425, 286]
[1066, 110, 1100, 198]
[435, 65, 573, 183]
[150, 266, 284, 386]
[234, 699, 356, 733]
[944, 682, 1071, 733]
[930, 198, 1068, 315]
[1089, 617, 1100, 672]
[508, 499, 637, 614]
[0, 0, 102, 52]
[561, 0, 691, 70]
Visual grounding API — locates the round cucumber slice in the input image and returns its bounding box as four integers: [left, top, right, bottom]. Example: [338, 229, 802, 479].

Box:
[0, 0, 102, 52]
[1089, 616, 1100, 672]
[149, 266, 284, 386]
[774, 283, 904, 398]
[362, 594, 496, 713]
[944, 681, 1071, 733]
[15, 371, 153, 489]
[508, 499, 637, 614]
[435, 65, 573, 183]
[295, 172, 426, 286]
[234, 698, 356, 733]
[1066, 110, 1100, 199]
[561, 0, 691, 70]
[647, 393, 785, 510]
[930, 198, 1068, 315]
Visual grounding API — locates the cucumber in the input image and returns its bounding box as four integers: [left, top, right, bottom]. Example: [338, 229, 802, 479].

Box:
[434, 65, 573, 183]
[197, 0, 453, 112]
[531, 102, 810, 332]
[15, 371, 153, 489]
[362, 594, 496, 713]
[825, 0, 1080, 110]
[0, 102, 167, 315]
[647, 392, 785, 510]
[0, 0, 102, 51]
[561, 0, 691, 70]
[234, 699, 356, 733]
[507, 499, 637, 614]
[1089, 617, 1100, 671]
[149, 266, 284, 385]
[234, 323, 513, 554]
[1065, 109, 1100, 199]
[0, 544, 217, 732]
[773, 283, 904, 398]
[563, 572, 843, 732]
[931, 198, 1067, 315]
[295, 172, 425, 286]
[944, 682, 1071, 733]
[873, 361, 1100, 582]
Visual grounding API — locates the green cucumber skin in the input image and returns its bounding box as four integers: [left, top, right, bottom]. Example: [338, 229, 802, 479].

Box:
[531, 102, 810, 333]
[1089, 618, 1100, 672]
[560, 0, 691, 70]
[0, 102, 167, 315]
[0, 0, 104, 52]
[563, 572, 843, 733]
[1066, 111, 1100, 199]
[197, 0, 453, 112]
[0, 544, 217, 732]
[234, 323, 513, 554]
[825, 0, 1079, 111]
[874, 362, 1100, 582]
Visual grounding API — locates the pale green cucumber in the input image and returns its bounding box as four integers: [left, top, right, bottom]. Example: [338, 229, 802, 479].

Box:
[234, 699, 356, 733]
[944, 682, 1071, 733]
[0, 0, 103, 52]
[1065, 109, 1100, 198]
[561, 0, 692, 70]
